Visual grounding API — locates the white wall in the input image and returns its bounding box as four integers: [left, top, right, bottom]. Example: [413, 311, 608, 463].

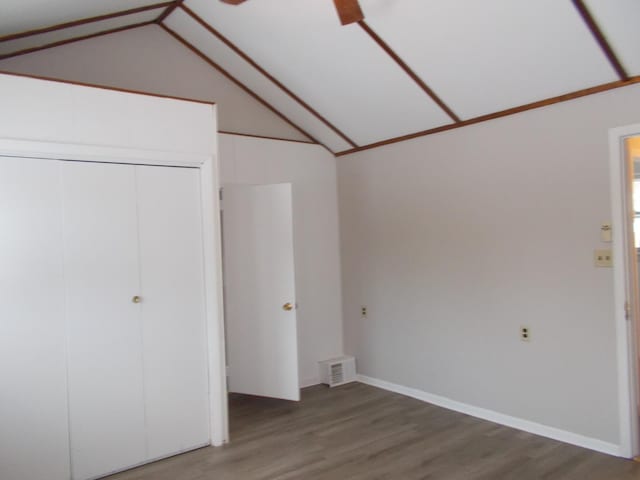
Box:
[219, 134, 343, 387]
[337, 83, 640, 448]
[0, 73, 215, 157]
[0, 25, 309, 142]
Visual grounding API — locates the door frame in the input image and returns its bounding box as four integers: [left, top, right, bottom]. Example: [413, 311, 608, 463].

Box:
[0, 137, 230, 447]
[609, 123, 640, 458]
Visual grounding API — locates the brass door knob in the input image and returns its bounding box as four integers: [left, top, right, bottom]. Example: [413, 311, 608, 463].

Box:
[132, 296, 142, 304]
[282, 302, 294, 311]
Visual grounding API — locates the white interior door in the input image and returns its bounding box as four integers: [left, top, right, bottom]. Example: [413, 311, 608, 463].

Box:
[62, 161, 146, 480]
[0, 157, 70, 480]
[223, 184, 300, 401]
[135, 165, 210, 459]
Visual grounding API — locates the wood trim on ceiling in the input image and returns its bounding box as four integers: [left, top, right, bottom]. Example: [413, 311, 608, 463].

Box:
[178, 4, 358, 148]
[335, 75, 640, 157]
[159, 23, 331, 153]
[0, 69, 216, 105]
[156, 0, 186, 24]
[357, 20, 460, 123]
[0, 22, 156, 61]
[0, 2, 173, 43]
[571, 0, 628, 81]
[218, 131, 317, 145]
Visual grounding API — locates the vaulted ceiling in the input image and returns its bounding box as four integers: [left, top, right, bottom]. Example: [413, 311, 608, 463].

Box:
[1, 0, 639, 155]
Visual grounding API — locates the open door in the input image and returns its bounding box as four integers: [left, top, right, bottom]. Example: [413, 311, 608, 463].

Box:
[626, 137, 640, 455]
[222, 183, 300, 401]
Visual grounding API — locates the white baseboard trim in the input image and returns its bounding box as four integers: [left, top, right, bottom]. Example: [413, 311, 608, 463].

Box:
[300, 377, 321, 389]
[357, 374, 622, 457]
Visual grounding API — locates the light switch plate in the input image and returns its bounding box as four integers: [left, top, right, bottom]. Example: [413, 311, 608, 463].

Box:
[601, 223, 612, 242]
[594, 249, 613, 267]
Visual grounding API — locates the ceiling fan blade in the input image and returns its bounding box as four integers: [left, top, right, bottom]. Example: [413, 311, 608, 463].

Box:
[333, 0, 364, 25]
[220, 0, 248, 4]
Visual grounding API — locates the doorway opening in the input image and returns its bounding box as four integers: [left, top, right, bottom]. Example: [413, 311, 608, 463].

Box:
[628, 136, 640, 459]
[219, 183, 302, 441]
[610, 126, 640, 458]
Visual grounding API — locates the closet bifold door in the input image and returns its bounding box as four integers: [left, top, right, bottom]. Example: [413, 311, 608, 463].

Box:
[63, 161, 147, 480]
[135, 165, 209, 459]
[0, 157, 70, 480]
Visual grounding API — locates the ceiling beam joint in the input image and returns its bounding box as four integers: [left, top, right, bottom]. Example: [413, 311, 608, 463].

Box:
[156, 0, 185, 24]
[159, 23, 333, 154]
[335, 76, 640, 157]
[178, 4, 358, 148]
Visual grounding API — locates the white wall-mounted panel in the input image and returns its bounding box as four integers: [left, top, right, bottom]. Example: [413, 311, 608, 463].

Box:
[0, 8, 164, 57]
[0, 73, 216, 157]
[165, 9, 350, 152]
[361, 0, 618, 119]
[0, 157, 70, 480]
[0, 0, 162, 37]
[183, 0, 452, 146]
[585, 0, 640, 76]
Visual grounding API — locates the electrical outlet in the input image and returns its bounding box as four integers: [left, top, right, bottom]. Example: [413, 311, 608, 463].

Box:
[361, 306, 367, 318]
[520, 326, 530, 342]
[594, 249, 613, 267]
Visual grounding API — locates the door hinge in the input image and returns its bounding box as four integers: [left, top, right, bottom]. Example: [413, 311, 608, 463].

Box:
[625, 301, 631, 321]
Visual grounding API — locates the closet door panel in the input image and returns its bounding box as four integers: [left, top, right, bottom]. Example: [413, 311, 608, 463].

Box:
[136, 166, 209, 459]
[62, 162, 146, 480]
[0, 157, 70, 480]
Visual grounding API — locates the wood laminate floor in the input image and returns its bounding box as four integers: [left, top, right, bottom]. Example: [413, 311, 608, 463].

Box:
[107, 382, 640, 480]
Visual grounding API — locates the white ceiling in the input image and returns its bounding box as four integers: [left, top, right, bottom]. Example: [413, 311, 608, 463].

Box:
[584, 0, 640, 76]
[183, 0, 453, 146]
[0, 0, 638, 153]
[362, 0, 617, 119]
[0, 0, 162, 36]
[0, 8, 164, 56]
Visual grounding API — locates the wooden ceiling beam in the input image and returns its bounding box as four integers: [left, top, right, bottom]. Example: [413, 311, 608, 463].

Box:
[571, 0, 628, 81]
[0, 21, 156, 61]
[178, 4, 358, 148]
[156, 0, 185, 24]
[335, 75, 640, 157]
[160, 23, 332, 153]
[357, 20, 460, 123]
[218, 131, 317, 145]
[0, 2, 172, 43]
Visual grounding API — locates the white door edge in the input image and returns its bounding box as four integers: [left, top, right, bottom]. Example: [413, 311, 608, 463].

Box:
[200, 157, 229, 445]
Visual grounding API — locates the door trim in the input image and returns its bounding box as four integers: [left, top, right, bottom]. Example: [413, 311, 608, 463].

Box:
[0, 138, 209, 167]
[609, 123, 640, 458]
[200, 155, 229, 445]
